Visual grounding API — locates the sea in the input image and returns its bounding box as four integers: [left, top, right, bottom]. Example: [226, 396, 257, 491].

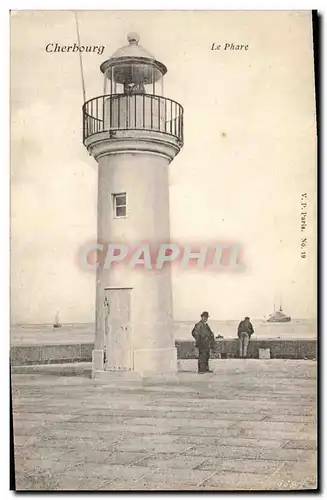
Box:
[11, 319, 317, 346]
[174, 319, 317, 340]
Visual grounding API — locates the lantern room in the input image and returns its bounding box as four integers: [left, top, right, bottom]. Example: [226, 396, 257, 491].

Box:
[83, 33, 183, 145]
[100, 32, 166, 96]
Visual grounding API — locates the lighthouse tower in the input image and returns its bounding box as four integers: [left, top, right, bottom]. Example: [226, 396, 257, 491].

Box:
[83, 33, 184, 377]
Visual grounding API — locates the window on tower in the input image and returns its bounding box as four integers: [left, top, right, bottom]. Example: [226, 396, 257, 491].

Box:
[113, 193, 127, 218]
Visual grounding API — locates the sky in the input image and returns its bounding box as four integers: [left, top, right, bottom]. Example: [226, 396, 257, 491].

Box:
[10, 10, 317, 323]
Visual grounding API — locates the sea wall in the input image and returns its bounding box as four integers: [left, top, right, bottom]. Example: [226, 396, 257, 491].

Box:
[176, 339, 316, 360]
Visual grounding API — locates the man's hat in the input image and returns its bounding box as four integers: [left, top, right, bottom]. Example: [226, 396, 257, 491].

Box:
[201, 311, 209, 318]
[245, 316, 250, 320]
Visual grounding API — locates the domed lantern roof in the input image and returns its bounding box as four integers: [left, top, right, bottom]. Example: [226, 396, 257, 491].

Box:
[100, 33, 167, 85]
[111, 33, 155, 59]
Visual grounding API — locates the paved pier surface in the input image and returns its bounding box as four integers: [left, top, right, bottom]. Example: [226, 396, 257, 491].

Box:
[12, 359, 317, 491]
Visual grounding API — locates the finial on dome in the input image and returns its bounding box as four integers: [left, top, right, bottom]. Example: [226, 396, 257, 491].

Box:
[127, 32, 140, 45]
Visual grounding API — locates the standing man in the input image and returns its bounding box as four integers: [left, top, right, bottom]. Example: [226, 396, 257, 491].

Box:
[192, 312, 216, 373]
[237, 316, 254, 358]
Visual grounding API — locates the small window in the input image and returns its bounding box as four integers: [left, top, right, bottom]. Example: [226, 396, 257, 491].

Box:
[113, 193, 127, 218]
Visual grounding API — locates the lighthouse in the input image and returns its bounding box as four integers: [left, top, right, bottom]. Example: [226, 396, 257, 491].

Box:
[83, 33, 184, 377]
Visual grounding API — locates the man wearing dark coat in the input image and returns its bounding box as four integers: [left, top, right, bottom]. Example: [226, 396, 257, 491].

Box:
[237, 316, 254, 358]
[192, 311, 216, 373]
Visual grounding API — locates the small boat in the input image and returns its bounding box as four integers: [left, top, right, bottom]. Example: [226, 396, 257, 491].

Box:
[266, 303, 291, 323]
[53, 311, 62, 328]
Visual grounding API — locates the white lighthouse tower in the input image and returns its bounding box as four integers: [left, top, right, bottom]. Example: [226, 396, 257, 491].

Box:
[83, 33, 184, 377]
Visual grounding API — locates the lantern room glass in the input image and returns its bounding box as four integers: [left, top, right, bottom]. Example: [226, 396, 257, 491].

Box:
[103, 62, 164, 97]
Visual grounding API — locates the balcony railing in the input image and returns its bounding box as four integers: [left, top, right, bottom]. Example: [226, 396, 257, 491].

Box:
[83, 93, 184, 144]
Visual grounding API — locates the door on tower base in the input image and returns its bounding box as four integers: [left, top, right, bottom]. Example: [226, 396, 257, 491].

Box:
[104, 287, 133, 371]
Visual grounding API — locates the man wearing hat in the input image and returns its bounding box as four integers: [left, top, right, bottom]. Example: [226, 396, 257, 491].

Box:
[192, 312, 216, 373]
[237, 316, 255, 358]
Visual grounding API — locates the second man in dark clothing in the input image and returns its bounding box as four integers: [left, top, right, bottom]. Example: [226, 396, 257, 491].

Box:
[237, 316, 254, 358]
[192, 311, 216, 373]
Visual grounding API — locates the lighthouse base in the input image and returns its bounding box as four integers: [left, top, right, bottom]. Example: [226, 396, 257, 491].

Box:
[133, 347, 177, 377]
[92, 349, 104, 371]
[91, 347, 177, 379]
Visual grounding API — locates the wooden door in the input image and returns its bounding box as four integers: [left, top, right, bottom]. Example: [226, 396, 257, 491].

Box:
[104, 288, 132, 371]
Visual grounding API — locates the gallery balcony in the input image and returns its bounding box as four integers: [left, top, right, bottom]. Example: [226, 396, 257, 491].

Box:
[83, 93, 184, 146]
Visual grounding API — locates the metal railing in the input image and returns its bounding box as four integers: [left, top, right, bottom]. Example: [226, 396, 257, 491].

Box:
[83, 93, 184, 144]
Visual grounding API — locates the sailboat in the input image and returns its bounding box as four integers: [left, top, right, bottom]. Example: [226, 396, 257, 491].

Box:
[266, 301, 291, 323]
[53, 310, 62, 328]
